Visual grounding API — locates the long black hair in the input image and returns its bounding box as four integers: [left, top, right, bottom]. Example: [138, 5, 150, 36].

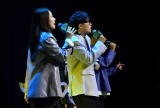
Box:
[29, 8, 51, 62]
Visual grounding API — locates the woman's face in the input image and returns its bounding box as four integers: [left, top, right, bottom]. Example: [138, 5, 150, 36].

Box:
[49, 11, 56, 30]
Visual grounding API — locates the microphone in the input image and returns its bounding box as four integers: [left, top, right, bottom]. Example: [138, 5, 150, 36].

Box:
[92, 29, 119, 47]
[92, 29, 103, 39]
[58, 22, 69, 33]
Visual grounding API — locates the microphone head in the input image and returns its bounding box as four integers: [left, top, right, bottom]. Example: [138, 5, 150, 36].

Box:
[58, 23, 62, 28]
[92, 29, 97, 34]
[58, 23, 69, 33]
[92, 29, 101, 39]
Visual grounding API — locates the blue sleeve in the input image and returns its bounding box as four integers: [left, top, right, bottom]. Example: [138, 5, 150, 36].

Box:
[98, 50, 116, 67]
[102, 65, 119, 77]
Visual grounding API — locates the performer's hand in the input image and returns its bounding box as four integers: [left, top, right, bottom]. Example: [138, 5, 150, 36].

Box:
[63, 84, 68, 90]
[61, 82, 68, 90]
[109, 42, 116, 51]
[98, 35, 106, 43]
[94, 62, 100, 70]
[66, 26, 77, 39]
[73, 105, 77, 108]
[24, 94, 29, 103]
[116, 61, 125, 70]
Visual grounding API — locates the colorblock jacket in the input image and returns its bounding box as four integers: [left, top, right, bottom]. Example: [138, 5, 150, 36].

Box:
[67, 34, 107, 97]
[25, 32, 73, 99]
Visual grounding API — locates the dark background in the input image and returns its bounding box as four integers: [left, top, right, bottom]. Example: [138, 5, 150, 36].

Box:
[1, 0, 159, 107]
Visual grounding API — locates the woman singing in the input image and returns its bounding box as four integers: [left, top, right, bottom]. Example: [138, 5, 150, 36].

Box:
[24, 8, 76, 108]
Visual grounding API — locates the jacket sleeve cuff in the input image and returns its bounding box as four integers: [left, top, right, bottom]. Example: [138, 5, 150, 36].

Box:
[62, 38, 74, 48]
[65, 38, 74, 46]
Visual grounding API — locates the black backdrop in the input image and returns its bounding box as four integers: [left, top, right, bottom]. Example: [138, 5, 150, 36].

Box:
[1, 0, 159, 108]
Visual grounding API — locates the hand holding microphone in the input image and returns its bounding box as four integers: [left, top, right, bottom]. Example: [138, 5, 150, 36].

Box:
[91, 30, 106, 45]
[109, 42, 117, 51]
[98, 35, 106, 44]
[92, 29, 119, 48]
[66, 26, 77, 39]
[58, 23, 77, 39]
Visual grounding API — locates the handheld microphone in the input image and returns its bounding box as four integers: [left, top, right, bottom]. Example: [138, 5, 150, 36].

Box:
[92, 29, 119, 48]
[58, 23, 69, 33]
[92, 29, 103, 39]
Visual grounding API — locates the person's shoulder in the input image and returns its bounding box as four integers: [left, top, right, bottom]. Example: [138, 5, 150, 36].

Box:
[71, 34, 80, 42]
[40, 32, 52, 40]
